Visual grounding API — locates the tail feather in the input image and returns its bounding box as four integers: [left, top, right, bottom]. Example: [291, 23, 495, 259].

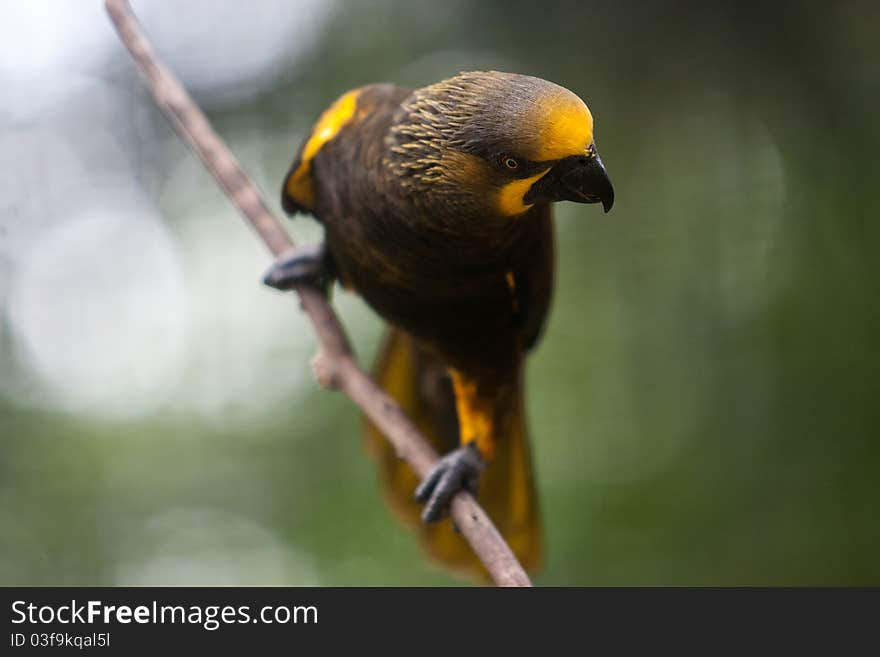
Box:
[363, 327, 542, 580]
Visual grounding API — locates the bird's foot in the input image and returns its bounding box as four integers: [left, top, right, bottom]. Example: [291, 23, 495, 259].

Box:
[415, 443, 485, 523]
[263, 242, 332, 293]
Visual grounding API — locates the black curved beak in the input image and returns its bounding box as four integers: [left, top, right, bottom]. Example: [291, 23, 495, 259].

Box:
[562, 150, 614, 213]
[525, 144, 614, 213]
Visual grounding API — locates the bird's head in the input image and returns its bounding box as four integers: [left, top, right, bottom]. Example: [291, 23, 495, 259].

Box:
[387, 71, 613, 218]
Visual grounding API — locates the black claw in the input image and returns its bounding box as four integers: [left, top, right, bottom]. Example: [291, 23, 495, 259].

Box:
[464, 469, 480, 496]
[415, 443, 485, 523]
[263, 243, 331, 292]
[415, 466, 443, 503]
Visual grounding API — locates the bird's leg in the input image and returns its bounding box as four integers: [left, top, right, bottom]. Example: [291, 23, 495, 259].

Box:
[262, 242, 335, 294]
[416, 368, 499, 522]
[415, 442, 486, 523]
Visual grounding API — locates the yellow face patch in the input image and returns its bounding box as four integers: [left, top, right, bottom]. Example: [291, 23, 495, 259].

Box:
[532, 91, 594, 161]
[497, 88, 593, 216]
[285, 89, 361, 209]
[497, 169, 551, 216]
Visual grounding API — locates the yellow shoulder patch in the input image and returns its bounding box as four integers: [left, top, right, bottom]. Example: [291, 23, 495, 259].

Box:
[284, 89, 361, 210]
[497, 169, 550, 217]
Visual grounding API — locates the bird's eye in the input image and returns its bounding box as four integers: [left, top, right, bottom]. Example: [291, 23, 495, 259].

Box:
[502, 156, 519, 170]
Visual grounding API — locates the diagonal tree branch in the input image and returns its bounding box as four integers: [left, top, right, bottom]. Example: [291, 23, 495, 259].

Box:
[104, 0, 531, 587]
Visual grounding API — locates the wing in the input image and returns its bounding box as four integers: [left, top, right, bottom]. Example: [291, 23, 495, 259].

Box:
[281, 84, 412, 216]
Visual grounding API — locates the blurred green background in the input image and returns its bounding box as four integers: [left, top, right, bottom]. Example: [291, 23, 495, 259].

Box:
[1, 0, 878, 585]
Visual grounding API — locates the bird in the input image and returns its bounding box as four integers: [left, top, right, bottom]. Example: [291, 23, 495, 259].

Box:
[265, 70, 613, 580]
